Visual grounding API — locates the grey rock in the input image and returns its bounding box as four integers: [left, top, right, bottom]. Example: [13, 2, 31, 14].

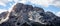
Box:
[0, 3, 60, 26]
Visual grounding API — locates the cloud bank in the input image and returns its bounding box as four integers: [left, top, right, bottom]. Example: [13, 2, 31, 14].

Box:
[0, 0, 60, 7]
[19, 0, 60, 7]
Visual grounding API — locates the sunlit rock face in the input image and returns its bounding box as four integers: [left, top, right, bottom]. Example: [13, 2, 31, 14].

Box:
[0, 3, 60, 26]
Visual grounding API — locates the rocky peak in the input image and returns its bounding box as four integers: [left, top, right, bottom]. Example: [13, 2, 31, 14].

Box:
[0, 3, 60, 26]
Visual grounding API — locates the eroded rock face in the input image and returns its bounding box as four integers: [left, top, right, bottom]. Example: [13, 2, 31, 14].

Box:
[0, 3, 60, 26]
[0, 11, 9, 24]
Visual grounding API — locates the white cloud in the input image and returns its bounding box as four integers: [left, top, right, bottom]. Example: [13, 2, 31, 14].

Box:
[11, 0, 60, 7]
[28, 0, 53, 7]
[0, 0, 12, 13]
[18, 0, 27, 4]
[1, 0, 60, 7]
[56, 12, 60, 17]
[0, 2, 6, 6]
[8, 0, 13, 2]
[0, 0, 60, 7]
[0, 9, 7, 14]
[0, 0, 16, 6]
[28, 0, 60, 7]
[52, 1, 60, 7]
[0, 0, 9, 6]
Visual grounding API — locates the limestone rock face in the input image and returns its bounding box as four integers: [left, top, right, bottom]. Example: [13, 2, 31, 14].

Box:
[0, 3, 60, 26]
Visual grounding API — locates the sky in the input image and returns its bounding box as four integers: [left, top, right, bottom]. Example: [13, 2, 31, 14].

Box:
[0, 0, 60, 17]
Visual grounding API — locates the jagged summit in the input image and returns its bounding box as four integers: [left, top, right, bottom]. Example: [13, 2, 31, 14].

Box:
[0, 3, 60, 26]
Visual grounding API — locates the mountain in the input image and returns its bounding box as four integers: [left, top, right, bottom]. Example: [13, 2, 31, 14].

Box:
[0, 3, 60, 26]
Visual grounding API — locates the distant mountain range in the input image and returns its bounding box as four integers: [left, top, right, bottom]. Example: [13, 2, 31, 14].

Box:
[0, 3, 60, 26]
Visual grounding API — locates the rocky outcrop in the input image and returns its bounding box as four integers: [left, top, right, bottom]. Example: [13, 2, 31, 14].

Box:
[0, 3, 60, 26]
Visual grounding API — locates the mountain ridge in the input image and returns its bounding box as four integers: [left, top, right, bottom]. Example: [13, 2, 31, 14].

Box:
[0, 3, 60, 26]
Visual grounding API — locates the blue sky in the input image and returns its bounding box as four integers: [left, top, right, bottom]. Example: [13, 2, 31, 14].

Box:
[0, 0, 60, 17]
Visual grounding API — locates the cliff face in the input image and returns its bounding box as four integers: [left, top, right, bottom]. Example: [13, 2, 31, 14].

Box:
[0, 3, 60, 26]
